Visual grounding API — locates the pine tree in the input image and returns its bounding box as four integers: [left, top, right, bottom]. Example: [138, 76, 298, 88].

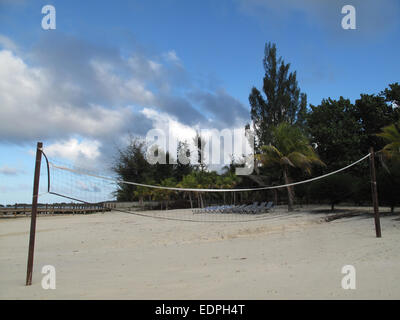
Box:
[249, 42, 307, 150]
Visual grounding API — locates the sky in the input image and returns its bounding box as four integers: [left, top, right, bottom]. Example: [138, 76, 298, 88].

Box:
[0, 0, 399, 205]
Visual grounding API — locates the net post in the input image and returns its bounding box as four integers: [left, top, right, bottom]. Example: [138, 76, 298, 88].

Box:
[369, 147, 382, 238]
[26, 142, 43, 286]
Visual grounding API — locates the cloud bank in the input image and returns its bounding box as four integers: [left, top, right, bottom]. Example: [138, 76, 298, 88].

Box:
[0, 32, 250, 167]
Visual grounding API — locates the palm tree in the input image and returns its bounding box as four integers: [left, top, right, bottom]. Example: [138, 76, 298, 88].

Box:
[151, 178, 176, 210]
[133, 186, 151, 209]
[177, 174, 197, 208]
[377, 122, 400, 161]
[178, 172, 205, 208]
[258, 122, 325, 211]
[214, 172, 238, 205]
[160, 178, 177, 210]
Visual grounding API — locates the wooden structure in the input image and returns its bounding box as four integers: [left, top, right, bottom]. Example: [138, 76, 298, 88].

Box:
[0, 203, 109, 217]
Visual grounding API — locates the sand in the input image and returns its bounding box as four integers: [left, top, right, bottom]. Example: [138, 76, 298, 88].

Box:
[1, 207, 399, 299]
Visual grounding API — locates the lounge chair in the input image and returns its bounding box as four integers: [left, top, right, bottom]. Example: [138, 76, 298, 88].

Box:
[265, 201, 274, 211]
[220, 205, 239, 213]
[253, 201, 275, 214]
[250, 201, 267, 214]
[193, 205, 217, 214]
[240, 202, 259, 214]
[231, 204, 247, 213]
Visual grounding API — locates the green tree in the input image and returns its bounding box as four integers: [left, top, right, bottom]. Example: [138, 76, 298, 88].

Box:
[258, 122, 325, 211]
[377, 121, 400, 161]
[112, 138, 152, 201]
[153, 178, 177, 210]
[354, 94, 398, 153]
[307, 97, 362, 169]
[177, 173, 198, 208]
[221, 171, 240, 205]
[249, 42, 307, 149]
[133, 183, 153, 208]
[151, 149, 175, 183]
[380, 82, 400, 108]
[307, 84, 400, 169]
[178, 172, 205, 208]
[308, 174, 355, 211]
[377, 163, 400, 213]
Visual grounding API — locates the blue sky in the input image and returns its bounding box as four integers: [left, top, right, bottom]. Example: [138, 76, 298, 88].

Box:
[0, 0, 399, 205]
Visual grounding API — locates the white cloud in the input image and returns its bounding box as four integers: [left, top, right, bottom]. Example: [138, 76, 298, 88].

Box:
[0, 50, 137, 143]
[142, 107, 196, 138]
[0, 34, 251, 169]
[0, 34, 17, 51]
[148, 60, 162, 72]
[163, 50, 182, 66]
[45, 138, 101, 162]
[90, 59, 155, 106]
[128, 55, 162, 75]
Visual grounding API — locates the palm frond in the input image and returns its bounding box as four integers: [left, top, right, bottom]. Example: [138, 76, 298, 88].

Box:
[258, 122, 325, 174]
[377, 122, 400, 160]
[259, 145, 283, 167]
[280, 156, 295, 167]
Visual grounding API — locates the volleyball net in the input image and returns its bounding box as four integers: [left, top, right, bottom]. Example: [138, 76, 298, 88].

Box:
[33, 147, 387, 222]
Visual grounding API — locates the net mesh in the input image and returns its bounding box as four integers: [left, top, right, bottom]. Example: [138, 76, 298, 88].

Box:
[36, 150, 382, 222]
[48, 158, 116, 204]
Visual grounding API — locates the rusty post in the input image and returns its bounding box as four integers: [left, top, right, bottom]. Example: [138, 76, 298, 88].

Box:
[369, 147, 382, 238]
[26, 142, 43, 285]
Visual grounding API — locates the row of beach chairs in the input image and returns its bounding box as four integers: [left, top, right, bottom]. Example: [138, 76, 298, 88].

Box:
[193, 201, 274, 214]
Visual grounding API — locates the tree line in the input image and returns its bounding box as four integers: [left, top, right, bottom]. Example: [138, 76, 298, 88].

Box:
[113, 42, 400, 212]
[112, 137, 242, 209]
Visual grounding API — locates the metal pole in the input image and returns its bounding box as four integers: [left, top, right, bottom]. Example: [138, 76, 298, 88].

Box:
[369, 147, 382, 238]
[26, 142, 43, 285]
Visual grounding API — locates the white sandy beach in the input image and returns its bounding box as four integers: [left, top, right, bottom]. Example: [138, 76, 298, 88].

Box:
[1, 208, 399, 299]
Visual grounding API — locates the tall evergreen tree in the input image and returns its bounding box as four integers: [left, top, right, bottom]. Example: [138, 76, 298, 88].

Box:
[249, 42, 307, 150]
[112, 138, 152, 201]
